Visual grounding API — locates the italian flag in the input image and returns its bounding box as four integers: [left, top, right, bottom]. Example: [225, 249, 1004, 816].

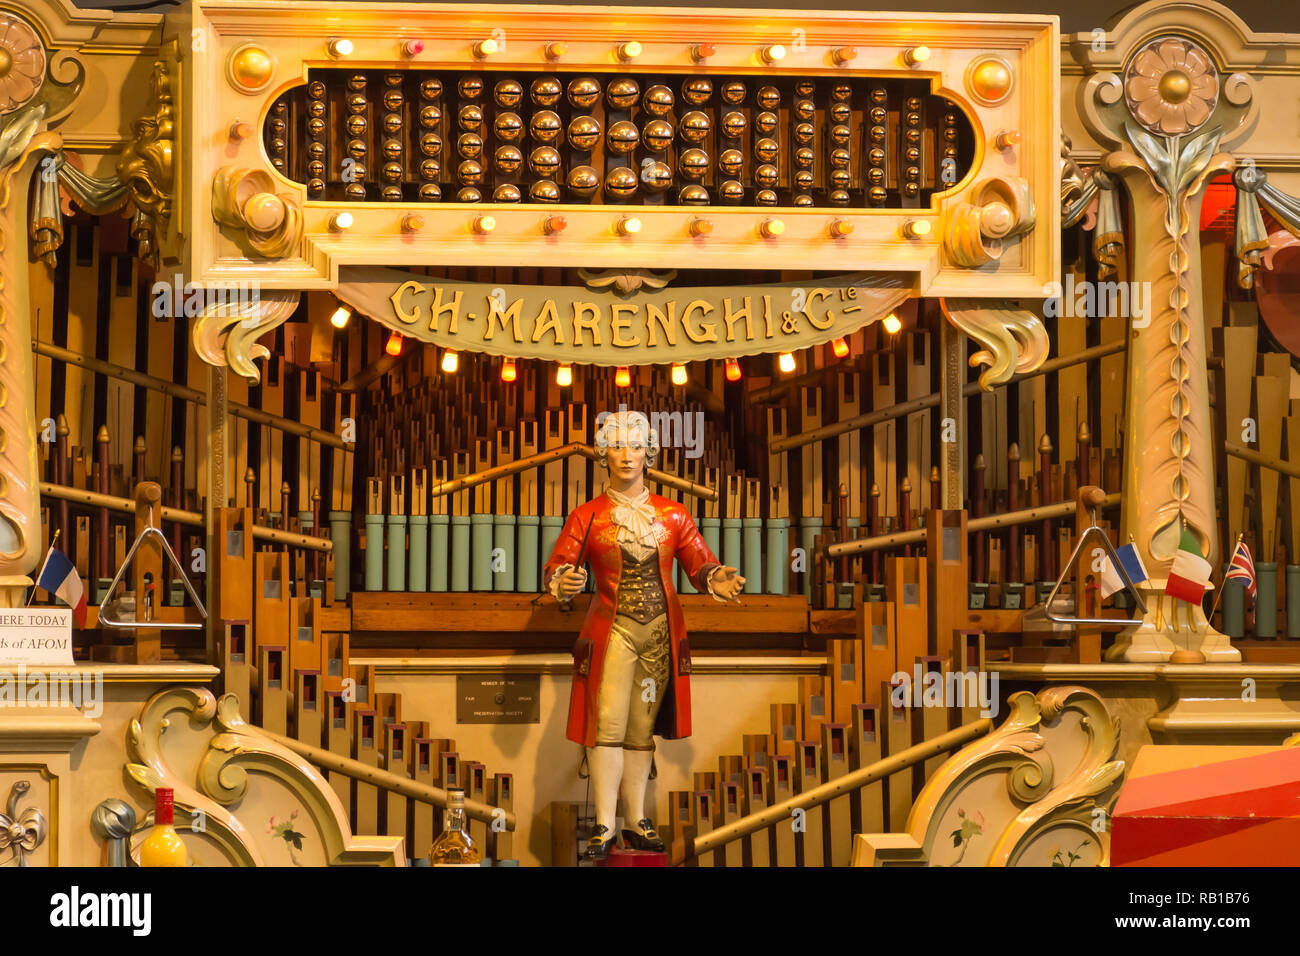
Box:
[1165, 527, 1211, 604]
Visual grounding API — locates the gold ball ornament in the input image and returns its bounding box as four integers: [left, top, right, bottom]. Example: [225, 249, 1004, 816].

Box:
[228, 45, 274, 93]
[968, 56, 1013, 104]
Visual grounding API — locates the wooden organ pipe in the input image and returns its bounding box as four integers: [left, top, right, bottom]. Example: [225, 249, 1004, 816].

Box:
[1007, 443, 1021, 583]
[972, 454, 986, 582]
[95, 426, 110, 591]
[1037, 434, 1053, 586]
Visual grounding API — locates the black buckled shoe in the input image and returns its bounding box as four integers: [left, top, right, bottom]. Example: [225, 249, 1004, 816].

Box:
[584, 824, 614, 860]
[621, 818, 665, 852]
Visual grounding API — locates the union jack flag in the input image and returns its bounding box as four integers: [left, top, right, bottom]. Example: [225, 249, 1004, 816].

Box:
[1225, 539, 1256, 600]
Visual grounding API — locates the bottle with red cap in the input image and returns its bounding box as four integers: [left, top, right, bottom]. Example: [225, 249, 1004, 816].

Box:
[140, 787, 188, 867]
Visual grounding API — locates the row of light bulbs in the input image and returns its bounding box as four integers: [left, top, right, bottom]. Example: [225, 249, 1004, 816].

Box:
[331, 302, 903, 377]
[326, 36, 932, 68]
[326, 210, 933, 241]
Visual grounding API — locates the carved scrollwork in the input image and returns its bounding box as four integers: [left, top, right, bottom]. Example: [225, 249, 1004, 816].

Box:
[576, 268, 677, 296]
[192, 289, 301, 384]
[943, 176, 1036, 269]
[940, 298, 1049, 391]
[212, 165, 303, 259]
[116, 58, 174, 266]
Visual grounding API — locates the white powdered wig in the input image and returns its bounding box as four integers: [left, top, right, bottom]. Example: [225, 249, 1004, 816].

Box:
[594, 409, 660, 470]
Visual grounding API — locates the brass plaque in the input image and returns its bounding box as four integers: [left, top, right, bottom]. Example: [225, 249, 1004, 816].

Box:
[456, 674, 541, 724]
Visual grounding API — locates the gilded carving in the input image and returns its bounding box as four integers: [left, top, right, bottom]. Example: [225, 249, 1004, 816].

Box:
[192, 289, 301, 384]
[940, 298, 1049, 390]
[116, 58, 174, 266]
[0, 780, 47, 866]
[212, 165, 303, 259]
[0, 13, 45, 115]
[943, 176, 1036, 268]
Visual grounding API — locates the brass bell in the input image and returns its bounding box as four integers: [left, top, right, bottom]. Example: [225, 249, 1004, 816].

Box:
[682, 77, 713, 105]
[830, 124, 851, 146]
[345, 182, 366, 199]
[829, 168, 851, 190]
[567, 115, 602, 151]
[347, 139, 367, 161]
[383, 140, 403, 161]
[420, 78, 442, 101]
[494, 145, 523, 174]
[531, 76, 563, 106]
[458, 75, 484, 99]
[567, 77, 601, 109]
[871, 125, 887, 143]
[643, 85, 674, 115]
[679, 184, 710, 205]
[718, 148, 744, 177]
[419, 105, 442, 128]
[567, 165, 600, 197]
[756, 86, 780, 110]
[679, 148, 709, 180]
[494, 78, 523, 108]
[530, 110, 562, 143]
[870, 107, 887, 125]
[794, 169, 814, 190]
[382, 114, 402, 136]
[754, 164, 778, 188]
[606, 78, 640, 110]
[495, 112, 524, 143]
[794, 80, 815, 97]
[678, 111, 711, 145]
[419, 183, 442, 201]
[528, 146, 561, 177]
[308, 81, 326, 99]
[347, 93, 367, 112]
[794, 147, 814, 169]
[868, 148, 887, 167]
[458, 104, 483, 131]
[419, 158, 440, 179]
[754, 138, 779, 164]
[719, 180, 745, 203]
[721, 111, 747, 139]
[530, 180, 561, 203]
[755, 111, 779, 136]
[457, 133, 483, 159]
[794, 100, 815, 121]
[604, 166, 638, 198]
[420, 132, 443, 157]
[307, 99, 326, 118]
[793, 123, 815, 146]
[642, 119, 673, 153]
[494, 183, 522, 202]
[830, 148, 850, 169]
[870, 87, 887, 105]
[830, 189, 851, 204]
[383, 89, 404, 111]
[791, 193, 813, 207]
[456, 186, 482, 202]
[347, 73, 367, 92]
[606, 120, 639, 154]
[756, 189, 779, 206]
[346, 115, 368, 137]
[458, 159, 484, 185]
[642, 161, 673, 193]
[720, 81, 746, 105]
[382, 186, 402, 201]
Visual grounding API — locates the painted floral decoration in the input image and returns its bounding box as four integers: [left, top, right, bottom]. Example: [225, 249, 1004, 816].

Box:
[0, 13, 46, 116]
[268, 809, 307, 866]
[1124, 37, 1218, 137]
[946, 806, 985, 866]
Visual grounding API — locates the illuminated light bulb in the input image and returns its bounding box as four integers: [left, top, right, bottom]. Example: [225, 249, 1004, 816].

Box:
[778, 351, 796, 374]
[831, 337, 850, 358]
[995, 129, 1021, 150]
[900, 218, 931, 239]
[473, 214, 496, 234]
[556, 363, 573, 387]
[327, 38, 354, 58]
[883, 313, 902, 334]
[829, 219, 854, 238]
[615, 366, 631, 388]
[618, 41, 642, 61]
[761, 44, 786, 63]
[441, 349, 459, 373]
[545, 42, 568, 60]
[691, 43, 716, 62]
[689, 217, 713, 237]
[330, 305, 351, 329]
[725, 358, 742, 382]
[472, 37, 499, 57]
[229, 121, 253, 141]
[402, 214, 425, 233]
[616, 216, 642, 236]
[671, 363, 688, 386]
[759, 218, 785, 238]
[543, 215, 567, 235]
[903, 45, 930, 66]
[500, 358, 517, 382]
[402, 39, 424, 57]
[833, 46, 858, 65]
[385, 330, 404, 356]
[329, 212, 353, 231]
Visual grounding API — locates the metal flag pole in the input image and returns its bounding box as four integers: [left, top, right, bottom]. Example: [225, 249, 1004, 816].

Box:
[24, 529, 61, 608]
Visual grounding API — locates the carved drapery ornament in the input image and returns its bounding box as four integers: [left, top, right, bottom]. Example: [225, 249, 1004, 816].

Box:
[940, 299, 1048, 391]
[116, 58, 174, 265]
[192, 289, 301, 384]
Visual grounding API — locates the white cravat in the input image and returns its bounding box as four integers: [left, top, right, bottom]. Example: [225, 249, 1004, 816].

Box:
[606, 487, 658, 562]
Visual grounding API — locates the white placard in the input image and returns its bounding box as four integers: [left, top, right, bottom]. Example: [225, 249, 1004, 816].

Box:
[0, 608, 75, 665]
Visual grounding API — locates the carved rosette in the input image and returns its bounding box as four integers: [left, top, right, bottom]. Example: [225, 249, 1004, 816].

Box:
[212, 165, 303, 259]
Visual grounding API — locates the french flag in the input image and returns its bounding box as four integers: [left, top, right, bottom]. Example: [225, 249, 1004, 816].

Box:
[36, 547, 86, 627]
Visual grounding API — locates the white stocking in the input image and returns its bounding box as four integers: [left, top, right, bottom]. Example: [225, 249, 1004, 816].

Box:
[620, 748, 655, 826]
[588, 746, 624, 837]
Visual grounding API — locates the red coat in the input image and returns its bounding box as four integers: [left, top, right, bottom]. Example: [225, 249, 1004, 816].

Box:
[543, 493, 720, 747]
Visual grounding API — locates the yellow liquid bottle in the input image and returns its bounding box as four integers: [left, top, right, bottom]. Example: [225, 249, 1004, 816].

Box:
[140, 787, 188, 867]
[430, 788, 482, 867]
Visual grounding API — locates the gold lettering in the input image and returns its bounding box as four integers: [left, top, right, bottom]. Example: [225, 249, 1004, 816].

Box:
[484, 297, 524, 343]
[610, 304, 642, 348]
[805, 289, 836, 330]
[389, 281, 425, 326]
[531, 299, 565, 344]
[646, 300, 677, 348]
[427, 285, 462, 334]
[682, 300, 718, 343]
[572, 301, 603, 347]
[722, 296, 753, 343]
[762, 294, 775, 338]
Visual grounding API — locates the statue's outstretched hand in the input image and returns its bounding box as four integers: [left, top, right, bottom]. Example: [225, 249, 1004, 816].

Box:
[557, 567, 588, 600]
[711, 566, 746, 602]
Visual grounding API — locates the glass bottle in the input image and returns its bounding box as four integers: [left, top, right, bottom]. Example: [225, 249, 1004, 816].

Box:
[140, 787, 188, 867]
[429, 787, 482, 866]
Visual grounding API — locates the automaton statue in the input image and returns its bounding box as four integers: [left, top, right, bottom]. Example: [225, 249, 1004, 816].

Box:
[543, 411, 744, 859]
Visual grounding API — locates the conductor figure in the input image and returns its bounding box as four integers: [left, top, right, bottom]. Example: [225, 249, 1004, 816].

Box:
[543, 410, 744, 859]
